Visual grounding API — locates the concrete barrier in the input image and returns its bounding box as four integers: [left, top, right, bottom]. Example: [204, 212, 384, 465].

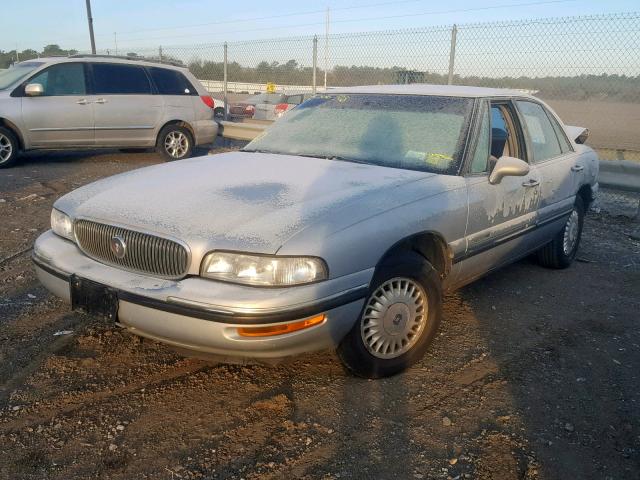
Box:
[599, 160, 640, 193]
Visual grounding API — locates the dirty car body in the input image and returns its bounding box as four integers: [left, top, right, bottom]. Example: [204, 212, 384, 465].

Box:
[33, 84, 598, 377]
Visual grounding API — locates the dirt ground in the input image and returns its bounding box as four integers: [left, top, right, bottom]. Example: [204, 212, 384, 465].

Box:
[0, 149, 639, 480]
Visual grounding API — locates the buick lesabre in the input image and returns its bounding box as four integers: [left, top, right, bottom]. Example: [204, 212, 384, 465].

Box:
[33, 85, 598, 378]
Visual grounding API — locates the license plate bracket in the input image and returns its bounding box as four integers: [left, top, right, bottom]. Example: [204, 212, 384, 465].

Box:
[70, 275, 118, 321]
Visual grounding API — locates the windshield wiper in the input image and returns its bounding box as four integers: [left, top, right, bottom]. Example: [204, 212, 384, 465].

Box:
[325, 155, 370, 165]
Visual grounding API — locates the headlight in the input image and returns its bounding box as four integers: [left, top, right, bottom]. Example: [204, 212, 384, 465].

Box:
[201, 252, 328, 286]
[50, 208, 74, 241]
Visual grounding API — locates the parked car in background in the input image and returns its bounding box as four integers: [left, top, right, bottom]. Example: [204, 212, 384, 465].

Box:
[229, 92, 309, 121]
[33, 84, 598, 378]
[0, 55, 220, 167]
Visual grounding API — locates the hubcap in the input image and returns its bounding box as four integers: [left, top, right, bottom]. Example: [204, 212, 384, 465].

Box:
[0, 133, 12, 163]
[563, 209, 580, 255]
[361, 277, 428, 359]
[164, 131, 188, 158]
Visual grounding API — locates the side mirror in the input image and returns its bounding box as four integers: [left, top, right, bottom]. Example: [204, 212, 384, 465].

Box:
[25, 83, 44, 97]
[489, 156, 530, 185]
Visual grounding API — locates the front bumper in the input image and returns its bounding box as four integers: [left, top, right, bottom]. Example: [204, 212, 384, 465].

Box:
[33, 230, 370, 359]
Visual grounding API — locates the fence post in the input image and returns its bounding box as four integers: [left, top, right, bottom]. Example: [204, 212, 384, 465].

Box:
[158, 46, 163, 63]
[223, 42, 228, 121]
[447, 24, 457, 85]
[312, 36, 318, 94]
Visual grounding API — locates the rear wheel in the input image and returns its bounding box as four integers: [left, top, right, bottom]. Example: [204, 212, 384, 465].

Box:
[0, 127, 19, 168]
[537, 196, 585, 269]
[337, 252, 442, 378]
[156, 125, 193, 161]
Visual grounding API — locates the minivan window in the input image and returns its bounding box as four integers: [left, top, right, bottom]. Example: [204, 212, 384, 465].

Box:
[92, 63, 151, 95]
[0, 62, 44, 90]
[148, 67, 195, 95]
[28, 63, 86, 96]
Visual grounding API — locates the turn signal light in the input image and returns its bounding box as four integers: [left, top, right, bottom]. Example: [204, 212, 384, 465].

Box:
[237, 314, 325, 337]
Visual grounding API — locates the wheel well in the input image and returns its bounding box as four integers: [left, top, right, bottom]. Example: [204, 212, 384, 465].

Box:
[158, 120, 195, 143]
[0, 118, 24, 150]
[378, 232, 452, 280]
[577, 184, 594, 209]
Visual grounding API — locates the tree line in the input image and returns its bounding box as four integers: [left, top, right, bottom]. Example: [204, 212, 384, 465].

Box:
[2, 46, 638, 102]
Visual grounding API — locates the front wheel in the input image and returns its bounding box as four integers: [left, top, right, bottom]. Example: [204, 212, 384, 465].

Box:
[337, 252, 442, 378]
[0, 127, 19, 168]
[156, 125, 193, 161]
[537, 196, 585, 269]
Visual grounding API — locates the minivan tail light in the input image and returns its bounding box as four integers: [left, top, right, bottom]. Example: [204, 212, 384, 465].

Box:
[200, 96, 215, 108]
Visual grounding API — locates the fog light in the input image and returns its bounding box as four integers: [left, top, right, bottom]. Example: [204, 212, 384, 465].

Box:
[237, 314, 325, 337]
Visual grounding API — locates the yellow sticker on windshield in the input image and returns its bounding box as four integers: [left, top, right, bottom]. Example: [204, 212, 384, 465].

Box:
[336, 95, 349, 103]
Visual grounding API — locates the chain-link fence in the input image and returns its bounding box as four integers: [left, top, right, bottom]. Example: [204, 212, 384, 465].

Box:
[110, 12, 640, 217]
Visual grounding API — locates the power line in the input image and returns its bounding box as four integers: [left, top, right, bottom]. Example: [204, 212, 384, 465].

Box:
[117, 0, 579, 46]
[22, 0, 578, 47]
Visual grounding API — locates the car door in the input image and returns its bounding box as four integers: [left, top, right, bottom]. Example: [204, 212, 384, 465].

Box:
[456, 99, 542, 284]
[20, 62, 94, 147]
[514, 100, 579, 226]
[90, 63, 164, 146]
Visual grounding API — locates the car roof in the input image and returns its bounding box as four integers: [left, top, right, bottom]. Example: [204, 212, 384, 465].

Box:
[22, 55, 187, 71]
[327, 83, 535, 99]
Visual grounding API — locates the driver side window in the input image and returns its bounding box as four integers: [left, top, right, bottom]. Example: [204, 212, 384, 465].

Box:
[28, 63, 86, 96]
[470, 101, 524, 174]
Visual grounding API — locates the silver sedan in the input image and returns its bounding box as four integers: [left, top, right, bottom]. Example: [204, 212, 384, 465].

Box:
[33, 84, 598, 378]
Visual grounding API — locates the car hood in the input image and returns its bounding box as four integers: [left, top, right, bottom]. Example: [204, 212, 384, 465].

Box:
[56, 152, 436, 254]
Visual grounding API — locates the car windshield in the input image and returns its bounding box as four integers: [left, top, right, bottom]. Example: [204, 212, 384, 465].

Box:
[0, 62, 44, 90]
[243, 94, 474, 174]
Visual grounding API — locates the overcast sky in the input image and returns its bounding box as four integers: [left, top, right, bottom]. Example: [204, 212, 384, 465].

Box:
[3, 0, 638, 52]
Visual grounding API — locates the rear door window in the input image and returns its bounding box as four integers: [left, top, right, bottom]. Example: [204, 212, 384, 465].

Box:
[28, 63, 86, 96]
[148, 67, 196, 95]
[516, 100, 563, 162]
[91, 63, 152, 95]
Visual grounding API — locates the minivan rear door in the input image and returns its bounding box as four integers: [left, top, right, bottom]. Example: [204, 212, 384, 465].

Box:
[21, 62, 94, 147]
[89, 63, 164, 147]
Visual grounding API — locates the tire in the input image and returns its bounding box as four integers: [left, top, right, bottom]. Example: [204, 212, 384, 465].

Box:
[0, 127, 19, 168]
[536, 196, 585, 269]
[337, 251, 442, 378]
[156, 125, 193, 161]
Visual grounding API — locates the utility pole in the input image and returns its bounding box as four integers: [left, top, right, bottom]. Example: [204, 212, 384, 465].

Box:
[324, 7, 330, 90]
[85, 0, 97, 54]
[114, 32, 118, 56]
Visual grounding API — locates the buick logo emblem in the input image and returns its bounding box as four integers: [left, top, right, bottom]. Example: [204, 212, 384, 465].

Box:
[110, 235, 127, 259]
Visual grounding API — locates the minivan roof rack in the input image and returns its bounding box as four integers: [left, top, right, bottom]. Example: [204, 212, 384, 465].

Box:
[68, 54, 185, 68]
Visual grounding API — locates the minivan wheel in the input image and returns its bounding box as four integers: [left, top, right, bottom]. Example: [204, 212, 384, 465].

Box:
[337, 252, 442, 378]
[0, 127, 19, 168]
[157, 125, 193, 161]
[536, 196, 585, 269]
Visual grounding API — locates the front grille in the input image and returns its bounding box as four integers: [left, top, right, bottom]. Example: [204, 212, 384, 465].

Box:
[74, 220, 189, 279]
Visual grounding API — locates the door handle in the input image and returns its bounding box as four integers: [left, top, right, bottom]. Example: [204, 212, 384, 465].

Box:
[522, 179, 540, 187]
[94, 98, 108, 104]
[571, 165, 584, 172]
[76, 99, 89, 105]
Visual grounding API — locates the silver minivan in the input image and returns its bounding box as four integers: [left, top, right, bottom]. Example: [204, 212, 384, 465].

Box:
[0, 55, 220, 167]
